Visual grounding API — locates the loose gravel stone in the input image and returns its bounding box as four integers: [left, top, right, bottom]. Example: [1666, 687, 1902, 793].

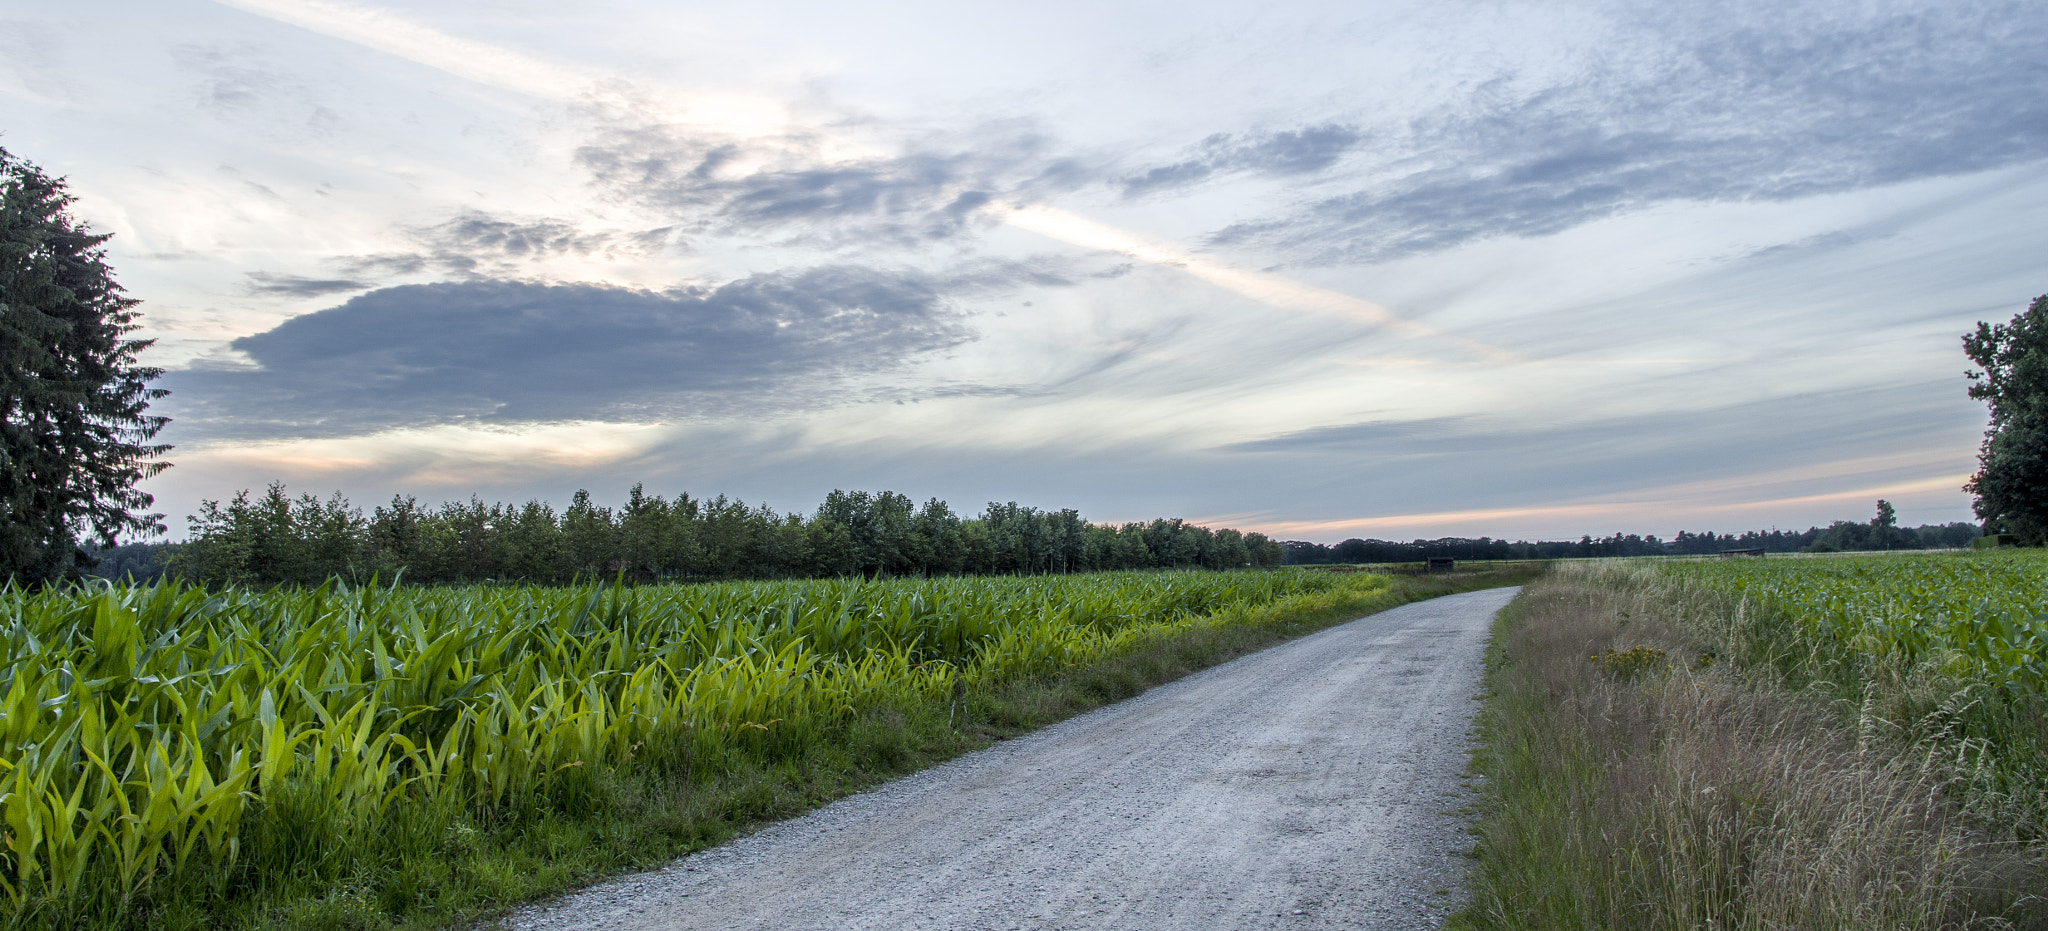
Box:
[504, 586, 1519, 931]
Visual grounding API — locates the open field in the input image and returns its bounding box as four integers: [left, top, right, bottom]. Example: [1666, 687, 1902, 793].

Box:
[1663, 550, 2047, 704]
[1458, 553, 2048, 930]
[0, 566, 1533, 930]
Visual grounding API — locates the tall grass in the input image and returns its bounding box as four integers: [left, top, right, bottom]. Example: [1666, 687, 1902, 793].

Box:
[0, 569, 1379, 929]
[1662, 551, 2048, 834]
[1458, 561, 2046, 931]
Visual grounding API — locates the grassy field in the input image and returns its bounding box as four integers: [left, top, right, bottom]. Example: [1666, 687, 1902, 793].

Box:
[0, 565, 1531, 930]
[1457, 553, 2048, 930]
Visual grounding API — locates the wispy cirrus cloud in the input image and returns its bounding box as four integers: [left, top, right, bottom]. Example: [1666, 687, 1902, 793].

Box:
[1122, 123, 1364, 196]
[335, 210, 680, 280]
[1214, 1, 2048, 263]
[574, 125, 1094, 248]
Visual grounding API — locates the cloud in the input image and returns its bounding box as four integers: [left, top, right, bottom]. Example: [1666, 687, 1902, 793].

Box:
[167, 43, 342, 139]
[1218, 416, 1473, 454]
[1216, 2, 2048, 262]
[0, 19, 69, 104]
[1744, 229, 1888, 261]
[1122, 123, 1364, 196]
[1226, 384, 1961, 459]
[420, 212, 675, 261]
[1215, 382, 1983, 522]
[929, 253, 1156, 294]
[994, 204, 1514, 361]
[576, 126, 1090, 247]
[161, 267, 971, 438]
[212, 0, 600, 103]
[171, 44, 286, 111]
[335, 210, 679, 280]
[243, 272, 369, 297]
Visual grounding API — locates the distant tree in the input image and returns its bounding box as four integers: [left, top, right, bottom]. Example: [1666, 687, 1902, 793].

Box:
[0, 147, 170, 584]
[501, 500, 566, 582]
[367, 494, 440, 580]
[1210, 528, 1250, 568]
[1919, 521, 1983, 549]
[617, 483, 699, 580]
[1964, 294, 2048, 544]
[1243, 532, 1282, 567]
[175, 483, 362, 585]
[1872, 499, 1900, 550]
[84, 540, 172, 581]
[913, 497, 963, 574]
[804, 517, 859, 577]
[1806, 520, 1870, 553]
[562, 489, 619, 577]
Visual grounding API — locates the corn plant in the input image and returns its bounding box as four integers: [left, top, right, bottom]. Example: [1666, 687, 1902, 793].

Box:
[0, 569, 1375, 919]
[1662, 551, 2048, 840]
[1663, 551, 2048, 701]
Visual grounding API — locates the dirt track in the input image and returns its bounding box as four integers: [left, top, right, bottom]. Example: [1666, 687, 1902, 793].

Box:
[506, 586, 1520, 930]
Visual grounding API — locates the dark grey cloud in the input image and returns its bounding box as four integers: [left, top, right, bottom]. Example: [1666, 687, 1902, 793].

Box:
[243, 272, 368, 297]
[576, 126, 1090, 247]
[335, 211, 679, 280]
[418, 212, 674, 263]
[1216, 2, 2048, 263]
[1123, 124, 1365, 196]
[162, 266, 970, 437]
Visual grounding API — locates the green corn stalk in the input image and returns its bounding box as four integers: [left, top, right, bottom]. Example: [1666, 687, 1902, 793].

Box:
[0, 569, 1369, 917]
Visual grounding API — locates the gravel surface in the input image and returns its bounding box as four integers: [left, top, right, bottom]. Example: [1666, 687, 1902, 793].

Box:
[504, 586, 1519, 931]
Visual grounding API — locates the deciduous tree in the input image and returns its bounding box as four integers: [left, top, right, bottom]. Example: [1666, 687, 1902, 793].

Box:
[1964, 294, 2048, 544]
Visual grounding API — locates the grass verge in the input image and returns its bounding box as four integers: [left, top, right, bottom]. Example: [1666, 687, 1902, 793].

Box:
[197, 567, 1534, 931]
[1453, 562, 2047, 931]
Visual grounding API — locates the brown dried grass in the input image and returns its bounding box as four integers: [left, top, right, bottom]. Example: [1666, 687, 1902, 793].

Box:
[1456, 562, 2047, 931]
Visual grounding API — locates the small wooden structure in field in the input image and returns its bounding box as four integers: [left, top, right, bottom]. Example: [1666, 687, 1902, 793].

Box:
[1426, 556, 1456, 573]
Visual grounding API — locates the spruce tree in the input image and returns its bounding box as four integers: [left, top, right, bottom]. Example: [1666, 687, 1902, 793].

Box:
[0, 147, 171, 584]
[1963, 294, 2048, 545]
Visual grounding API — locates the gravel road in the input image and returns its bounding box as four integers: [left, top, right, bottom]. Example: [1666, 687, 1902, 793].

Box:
[505, 586, 1519, 931]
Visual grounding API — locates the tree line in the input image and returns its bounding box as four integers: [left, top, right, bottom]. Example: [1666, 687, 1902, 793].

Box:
[92, 483, 1284, 586]
[1278, 501, 1981, 565]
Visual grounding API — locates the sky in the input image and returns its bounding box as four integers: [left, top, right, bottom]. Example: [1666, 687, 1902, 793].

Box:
[3, 0, 2045, 542]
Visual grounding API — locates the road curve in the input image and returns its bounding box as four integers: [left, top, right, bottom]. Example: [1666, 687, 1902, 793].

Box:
[506, 586, 1519, 931]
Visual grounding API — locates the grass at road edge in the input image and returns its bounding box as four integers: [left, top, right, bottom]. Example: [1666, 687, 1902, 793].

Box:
[235, 567, 1536, 931]
[1451, 563, 2046, 931]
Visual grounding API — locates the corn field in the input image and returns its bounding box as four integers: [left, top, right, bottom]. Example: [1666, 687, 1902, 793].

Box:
[1661, 551, 2048, 844]
[0, 569, 1370, 922]
[1662, 550, 2048, 701]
